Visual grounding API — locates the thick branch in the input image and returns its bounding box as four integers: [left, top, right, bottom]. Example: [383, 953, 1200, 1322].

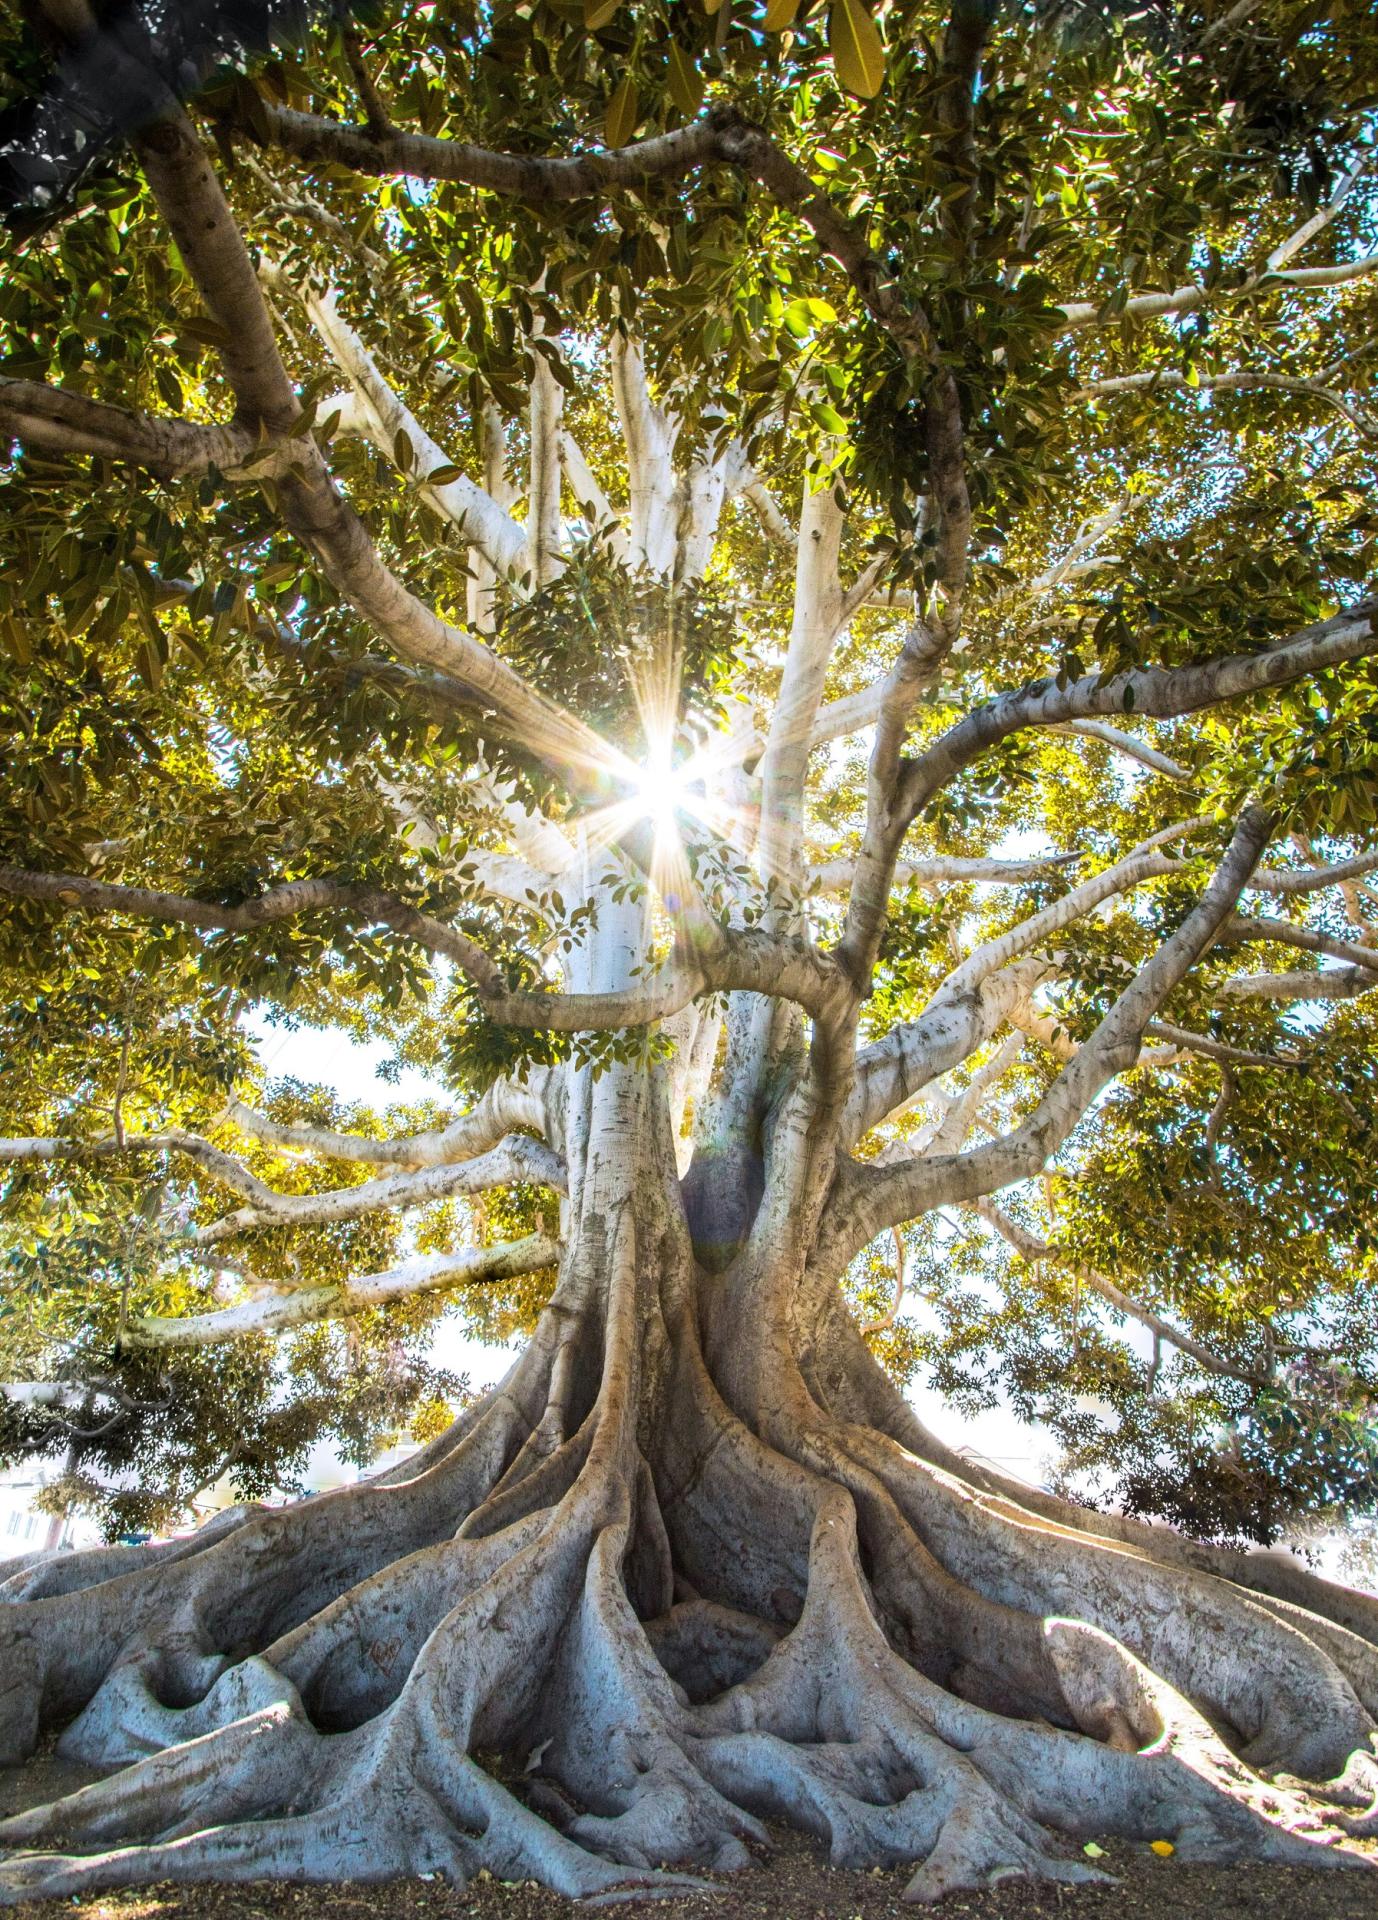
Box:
[0, 377, 251, 479]
[808, 851, 1080, 893]
[124, 1235, 560, 1348]
[897, 601, 1378, 833]
[1215, 965, 1377, 1002]
[193, 1135, 565, 1245]
[226, 1073, 549, 1169]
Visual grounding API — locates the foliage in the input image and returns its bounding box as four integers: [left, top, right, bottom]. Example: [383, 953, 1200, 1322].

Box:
[1, 0, 1377, 1544]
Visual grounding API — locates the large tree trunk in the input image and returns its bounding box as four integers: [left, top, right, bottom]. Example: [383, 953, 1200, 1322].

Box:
[0, 1042, 1376, 1903]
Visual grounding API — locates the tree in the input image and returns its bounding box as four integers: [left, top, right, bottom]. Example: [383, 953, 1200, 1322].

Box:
[1, 0, 1377, 1901]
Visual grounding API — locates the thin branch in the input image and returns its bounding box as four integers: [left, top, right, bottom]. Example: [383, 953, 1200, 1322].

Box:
[1079, 368, 1376, 438]
[937, 824, 1196, 1003]
[741, 473, 796, 553]
[0, 864, 507, 990]
[1246, 848, 1378, 895]
[280, 274, 527, 576]
[1056, 252, 1378, 334]
[1141, 1020, 1306, 1068]
[0, 1127, 272, 1202]
[969, 1197, 1267, 1385]
[1050, 720, 1192, 783]
[560, 428, 629, 563]
[860, 1227, 907, 1335]
[1219, 911, 1378, 975]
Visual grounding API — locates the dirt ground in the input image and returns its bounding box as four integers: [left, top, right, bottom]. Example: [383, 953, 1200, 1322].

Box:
[1, 1750, 1374, 1920]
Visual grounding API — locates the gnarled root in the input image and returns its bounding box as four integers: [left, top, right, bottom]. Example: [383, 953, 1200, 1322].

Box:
[0, 1254, 1374, 1905]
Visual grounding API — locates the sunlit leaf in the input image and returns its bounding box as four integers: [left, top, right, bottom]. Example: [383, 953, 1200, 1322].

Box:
[829, 0, 885, 99]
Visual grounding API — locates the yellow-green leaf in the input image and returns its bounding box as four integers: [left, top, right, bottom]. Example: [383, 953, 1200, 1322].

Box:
[605, 76, 640, 149]
[666, 43, 704, 119]
[584, 0, 618, 27]
[764, 0, 801, 29]
[701, 0, 723, 15]
[829, 0, 885, 99]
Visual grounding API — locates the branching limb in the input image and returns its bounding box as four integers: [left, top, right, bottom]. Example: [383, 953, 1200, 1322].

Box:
[968, 1197, 1270, 1385]
[836, 621, 953, 991]
[0, 864, 850, 1033]
[937, 822, 1199, 1002]
[835, 807, 1274, 1250]
[843, 957, 1054, 1146]
[897, 601, 1378, 832]
[193, 1135, 565, 1246]
[132, 110, 613, 793]
[124, 1235, 560, 1348]
[0, 864, 506, 987]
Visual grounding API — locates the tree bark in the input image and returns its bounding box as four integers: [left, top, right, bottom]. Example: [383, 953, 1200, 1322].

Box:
[0, 1043, 1375, 1905]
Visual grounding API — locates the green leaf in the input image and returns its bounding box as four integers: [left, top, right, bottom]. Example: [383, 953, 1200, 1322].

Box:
[393, 430, 415, 474]
[829, 0, 885, 100]
[604, 77, 640, 150]
[666, 44, 704, 121]
[583, 0, 618, 27]
[810, 402, 849, 435]
[763, 0, 801, 28]
[424, 464, 466, 486]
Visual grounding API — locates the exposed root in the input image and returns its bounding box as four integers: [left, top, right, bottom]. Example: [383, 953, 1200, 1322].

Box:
[1, 1242, 1374, 1907]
